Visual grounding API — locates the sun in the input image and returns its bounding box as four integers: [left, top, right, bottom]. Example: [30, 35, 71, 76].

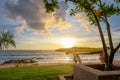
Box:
[60, 37, 75, 48]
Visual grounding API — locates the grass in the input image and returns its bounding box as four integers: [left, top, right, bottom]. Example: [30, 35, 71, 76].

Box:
[0, 64, 73, 80]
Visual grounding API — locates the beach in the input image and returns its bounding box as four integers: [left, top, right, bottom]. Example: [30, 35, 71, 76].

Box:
[0, 55, 120, 80]
[0, 62, 74, 68]
[0, 60, 120, 68]
[0, 50, 120, 68]
[0, 50, 120, 64]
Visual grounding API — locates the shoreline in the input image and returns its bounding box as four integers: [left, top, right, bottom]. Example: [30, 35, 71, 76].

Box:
[0, 62, 74, 68]
[0, 60, 120, 68]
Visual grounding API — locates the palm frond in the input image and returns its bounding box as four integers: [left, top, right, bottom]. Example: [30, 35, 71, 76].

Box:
[0, 31, 16, 50]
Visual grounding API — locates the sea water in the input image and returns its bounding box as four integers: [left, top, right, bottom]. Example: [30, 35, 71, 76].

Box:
[0, 50, 120, 64]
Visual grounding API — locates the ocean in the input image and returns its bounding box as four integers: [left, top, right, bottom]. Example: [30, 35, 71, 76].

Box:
[0, 50, 120, 64]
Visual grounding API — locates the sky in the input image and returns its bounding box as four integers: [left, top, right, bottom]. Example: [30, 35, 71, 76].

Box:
[0, 0, 120, 50]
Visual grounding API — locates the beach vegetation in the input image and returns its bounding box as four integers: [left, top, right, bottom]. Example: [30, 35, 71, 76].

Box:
[43, 0, 120, 70]
[0, 31, 16, 50]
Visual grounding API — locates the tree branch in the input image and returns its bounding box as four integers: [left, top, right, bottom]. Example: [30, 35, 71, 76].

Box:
[99, 0, 114, 51]
[109, 42, 120, 65]
[70, 0, 109, 64]
[114, 42, 120, 54]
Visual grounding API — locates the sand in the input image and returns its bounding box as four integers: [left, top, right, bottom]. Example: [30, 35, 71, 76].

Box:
[0, 62, 74, 68]
[0, 60, 120, 68]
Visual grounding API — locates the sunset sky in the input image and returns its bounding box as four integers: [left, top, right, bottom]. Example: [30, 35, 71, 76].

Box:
[0, 0, 120, 50]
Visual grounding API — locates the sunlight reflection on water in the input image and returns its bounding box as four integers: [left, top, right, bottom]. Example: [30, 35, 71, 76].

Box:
[0, 50, 120, 64]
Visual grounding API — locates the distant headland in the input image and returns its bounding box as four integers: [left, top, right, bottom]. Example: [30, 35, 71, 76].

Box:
[56, 47, 102, 54]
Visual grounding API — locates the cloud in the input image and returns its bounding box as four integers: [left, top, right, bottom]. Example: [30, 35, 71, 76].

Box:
[0, 29, 7, 32]
[53, 1, 69, 21]
[114, 29, 120, 32]
[75, 13, 97, 32]
[15, 17, 26, 33]
[5, 0, 72, 34]
[0, 29, 4, 32]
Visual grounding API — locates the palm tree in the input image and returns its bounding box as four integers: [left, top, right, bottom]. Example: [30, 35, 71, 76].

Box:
[0, 31, 16, 50]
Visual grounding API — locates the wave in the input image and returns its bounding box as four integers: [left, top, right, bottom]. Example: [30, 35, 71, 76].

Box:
[0, 50, 120, 64]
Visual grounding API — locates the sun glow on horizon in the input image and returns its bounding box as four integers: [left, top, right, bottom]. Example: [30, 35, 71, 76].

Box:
[60, 37, 75, 48]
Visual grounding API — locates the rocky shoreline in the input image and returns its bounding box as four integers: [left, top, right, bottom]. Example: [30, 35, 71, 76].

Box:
[2, 59, 36, 64]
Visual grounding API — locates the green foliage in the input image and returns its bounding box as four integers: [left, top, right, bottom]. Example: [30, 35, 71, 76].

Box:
[115, 0, 120, 3]
[43, 0, 120, 25]
[0, 65, 72, 80]
[43, 0, 120, 69]
[70, 0, 120, 25]
[42, 0, 58, 13]
[0, 31, 16, 50]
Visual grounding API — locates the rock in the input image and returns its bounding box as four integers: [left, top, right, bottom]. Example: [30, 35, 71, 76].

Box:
[3, 59, 36, 64]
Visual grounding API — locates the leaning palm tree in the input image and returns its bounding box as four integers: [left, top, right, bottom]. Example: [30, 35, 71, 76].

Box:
[0, 31, 16, 50]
